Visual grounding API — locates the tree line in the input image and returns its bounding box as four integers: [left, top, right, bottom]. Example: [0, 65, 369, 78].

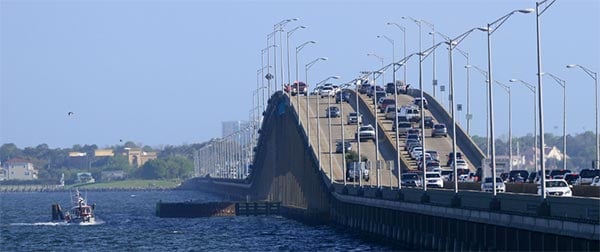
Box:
[0, 141, 206, 184]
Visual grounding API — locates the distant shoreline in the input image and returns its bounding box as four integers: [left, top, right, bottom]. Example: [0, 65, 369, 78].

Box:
[0, 179, 181, 193]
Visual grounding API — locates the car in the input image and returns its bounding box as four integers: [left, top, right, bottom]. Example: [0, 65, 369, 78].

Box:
[378, 98, 396, 112]
[446, 152, 463, 167]
[347, 112, 362, 125]
[336, 141, 352, 153]
[421, 116, 435, 128]
[320, 86, 335, 98]
[405, 139, 420, 151]
[577, 169, 600, 185]
[450, 159, 468, 170]
[385, 81, 407, 94]
[549, 169, 572, 179]
[401, 173, 422, 187]
[591, 176, 600, 187]
[410, 147, 423, 160]
[291, 81, 307, 96]
[481, 177, 506, 192]
[405, 133, 421, 143]
[347, 161, 369, 182]
[425, 172, 444, 188]
[426, 150, 439, 161]
[431, 123, 447, 137]
[385, 106, 402, 120]
[508, 170, 529, 183]
[355, 125, 376, 142]
[359, 83, 372, 94]
[538, 179, 572, 197]
[393, 121, 413, 135]
[367, 85, 384, 97]
[407, 128, 422, 138]
[326, 106, 340, 118]
[399, 106, 420, 122]
[335, 90, 351, 103]
[563, 173, 580, 185]
[413, 97, 429, 109]
[374, 91, 387, 104]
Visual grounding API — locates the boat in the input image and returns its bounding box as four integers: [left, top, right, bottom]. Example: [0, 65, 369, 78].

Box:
[51, 189, 96, 224]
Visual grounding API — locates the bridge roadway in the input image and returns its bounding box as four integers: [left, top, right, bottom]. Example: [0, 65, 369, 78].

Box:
[291, 88, 477, 189]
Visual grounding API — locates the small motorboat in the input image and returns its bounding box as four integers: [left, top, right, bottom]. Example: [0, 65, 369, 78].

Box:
[52, 189, 96, 224]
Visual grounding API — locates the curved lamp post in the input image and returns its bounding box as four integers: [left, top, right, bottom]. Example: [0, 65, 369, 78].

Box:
[294, 40, 316, 125]
[305, 57, 328, 147]
[567, 64, 598, 170]
[541, 72, 567, 171]
[387, 22, 408, 86]
[478, 7, 534, 197]
[315, 75, 341, 172]
[510, 78, 537, 174]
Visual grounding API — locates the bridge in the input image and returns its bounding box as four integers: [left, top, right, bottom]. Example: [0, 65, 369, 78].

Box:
[183, 89, 600, 250]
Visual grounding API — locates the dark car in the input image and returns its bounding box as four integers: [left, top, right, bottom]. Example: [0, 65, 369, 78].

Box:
[326, 106, 340, 118]
[335, 141, 352, 153]
[564, 173, 580, 185]
[508, 170, 529, 183]
[549, 169, 572, 179]
[447, 152, 463, 167]
[413, 97, 429, 109]
[359, 84, 371, 94]
[386, 81, 407, 95]
[421, 116, 435, 128]
[335, 90, 351, 103]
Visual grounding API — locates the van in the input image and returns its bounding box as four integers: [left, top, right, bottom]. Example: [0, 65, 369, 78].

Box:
[400, 106, 420, 122]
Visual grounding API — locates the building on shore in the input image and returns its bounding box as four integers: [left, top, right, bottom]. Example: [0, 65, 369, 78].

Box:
[1, 158, 38, 180]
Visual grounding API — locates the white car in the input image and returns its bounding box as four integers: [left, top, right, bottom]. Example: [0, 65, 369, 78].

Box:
[450, 159, 469, 170]
[481, 177, 506, 192]
[590, 176, 600, 187]
[355, 125, 376, 141]
[425, 172, 444, 188]
[319, 86, 335, 98]
[538, 179, 572, 197]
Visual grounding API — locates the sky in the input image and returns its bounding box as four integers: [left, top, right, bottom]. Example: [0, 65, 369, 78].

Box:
[1, 0, 598, 149]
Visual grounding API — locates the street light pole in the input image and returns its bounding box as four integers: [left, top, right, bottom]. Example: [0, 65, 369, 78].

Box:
[367, 53, 385, 84]
[542, 72, 567, 171]
[377, 35, 395, 84]
[456, 48, 471, 135]
[495, 81, 512, 171]
[294, 40, 316, 125]
[567, 64, 598, 169]
[510, 78, 537, 173]
[387, 22, 407, 86]
[466, 64, 491, 157]
[315, 76, 341, 172]
[305, 57, 328, 147]
[479, 8, 534, 197]
[287, 26, 306, 91]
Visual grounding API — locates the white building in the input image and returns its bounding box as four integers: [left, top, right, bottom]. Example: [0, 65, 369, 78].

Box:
[3, 158, 38, 180]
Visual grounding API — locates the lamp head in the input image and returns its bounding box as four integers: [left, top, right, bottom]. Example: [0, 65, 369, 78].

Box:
[566, 64, 577, 68]
[376, 35, 382, 38]
[386, 22, 393, 25]
[332, 76, 341, 79]
[509, 79, 519, 82]
[300, 26, 307, 29]
[477, 27, 490, 32]
[465, 65, 472, 68]
[319, 57, 328, 60]
[518, 8, 535, 14]
[309, 40, 317, 44]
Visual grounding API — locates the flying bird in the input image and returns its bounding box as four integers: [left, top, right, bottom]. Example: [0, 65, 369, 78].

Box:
[119, 139, 123, 142]
[67, 111, 74, 116]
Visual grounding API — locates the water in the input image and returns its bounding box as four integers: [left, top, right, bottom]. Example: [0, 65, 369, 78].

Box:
[1, 190, 393, 251]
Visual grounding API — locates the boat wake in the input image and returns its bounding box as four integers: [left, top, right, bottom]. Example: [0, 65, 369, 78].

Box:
[10, 219, 105, 226]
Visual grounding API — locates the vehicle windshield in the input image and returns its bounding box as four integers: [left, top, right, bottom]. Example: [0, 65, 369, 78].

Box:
[359, 126, 372, 131]
[484, 177, 503, 183]
[546, 180, 568, 187]
[349, 112, 357, 116]
[434, 124, 445, 129]
[426, 173, 440, 178]
[402, 174, 419, 180]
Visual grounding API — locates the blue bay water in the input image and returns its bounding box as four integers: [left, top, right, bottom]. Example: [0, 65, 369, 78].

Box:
[0, 190, 393, 251]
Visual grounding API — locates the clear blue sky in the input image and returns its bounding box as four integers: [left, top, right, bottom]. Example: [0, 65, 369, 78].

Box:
[1, 0, 598, 149]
